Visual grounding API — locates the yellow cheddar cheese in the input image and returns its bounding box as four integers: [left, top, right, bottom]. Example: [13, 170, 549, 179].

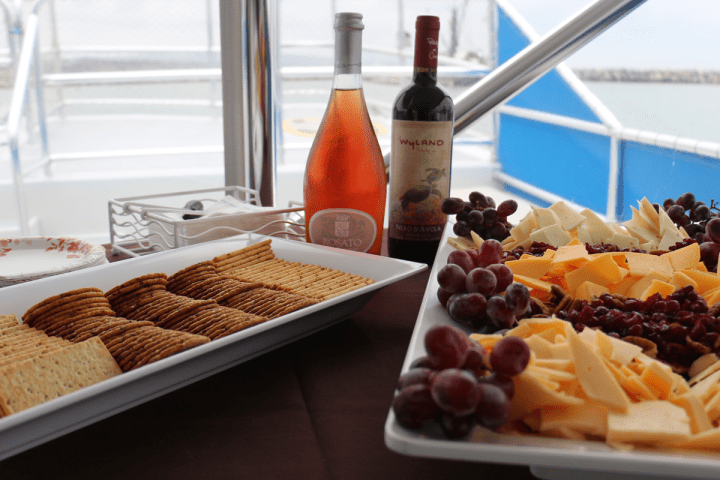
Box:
[564, 254, 624, 295]
[660, 243, 701, 271]
[575, 281, 610, 301]
[680, 269, 720, 294]
[566, 324, 630, 412]
[624, 252, 674, 278]
[505, 256, 553, 279]
[639, 279, 675, 301]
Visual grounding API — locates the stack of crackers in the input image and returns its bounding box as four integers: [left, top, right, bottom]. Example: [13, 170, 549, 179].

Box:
[106, 273, 269, 339]
[214, 239, 375, 301]
[166, 260, 318, 319]
[23, 288, 210, 372]
[0, 314, 122, 417]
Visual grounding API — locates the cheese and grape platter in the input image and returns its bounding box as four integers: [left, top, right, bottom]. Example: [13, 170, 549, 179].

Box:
[385, 192, 720, 480]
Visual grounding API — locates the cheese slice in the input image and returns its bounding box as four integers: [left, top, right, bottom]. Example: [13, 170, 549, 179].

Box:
[640, 360, 677, 399]
[670, 392, 713, 434]
[626, 271, 671, 300]
[679, 269, 720, 294]
[532, 206, 563, 229]
[575, 281, 609, 301]
[565, 323, 630, 412]
[539, 402, 608, 437]
[639, 198, 660, 229]
[564, 254, 624, 294]
[607, 401, 691, 445]
[548, 201, 586, 231]
[527, 224, 572, 248]
[658, 208, 678, 236]
[668, 271, 699, 291]
[513, 274, 553, 293]
[505, 256, 553, 279]
[609, 232, 640, 250]
[509, 369, 585, 421]
[579, 208, 615, 244]
[624, 252, 673, 278]
[551, 243, 591, 269]
[658, 228, 685, 252]
[640, 279, 676, 301]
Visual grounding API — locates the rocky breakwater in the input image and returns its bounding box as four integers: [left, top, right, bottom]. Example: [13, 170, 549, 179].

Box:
[575, 69, 720, 84]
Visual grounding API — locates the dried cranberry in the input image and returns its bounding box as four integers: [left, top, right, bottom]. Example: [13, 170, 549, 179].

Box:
[623, 298, 646, 313]
[626, 324, 643, 337]
[690, 321, 707, 340]
[565, 310, 580, 324]
[594, 306, 609, 317]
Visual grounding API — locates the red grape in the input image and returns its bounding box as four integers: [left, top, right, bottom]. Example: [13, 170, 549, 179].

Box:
[497, 199, 518, 218]
[505, 283, 531, 316]
[431, 368, 481, 417]
[676, 192, 696, 211]
[475, 383, 511, 429]
[706, 218, 720, 243]
[467, 210, 484, 226]
[469, 191, 488, 209]
[462, 341, 488, 378]
[447, 250, 475, 274]
[410, 356, 435, 370]
[438, 412, 476, 439]
[700, 242, 720, 269]
[490, 336, 530, 377]
[476, 239, 503, 268]
[667, 204, 685, 223]
[437, 264, 467, 293]
[441, 197, 466, 215]
[398, 368, 436, 390]
[466, 268, 497, 296]
[437, 287, 454, 307]
[424, 324, 470, 370]
[464, 248, 480, 268]
[486, 295, 515, 329]
[447, 293, 487, 324]
[478, 372, 515, 400]
[486, 264, 513, 293]
[392, 384, 441, 429]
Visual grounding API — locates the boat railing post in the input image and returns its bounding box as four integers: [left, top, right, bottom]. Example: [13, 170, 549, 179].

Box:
[220, 0, 278, 207]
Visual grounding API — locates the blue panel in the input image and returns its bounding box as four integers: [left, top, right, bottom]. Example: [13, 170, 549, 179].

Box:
[497, 5, 602, 124]
[619, 142, 720, 220]
[498, 114, 611, 213]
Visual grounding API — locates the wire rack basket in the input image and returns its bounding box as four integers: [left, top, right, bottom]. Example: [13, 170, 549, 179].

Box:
[109, 186, 305, 257]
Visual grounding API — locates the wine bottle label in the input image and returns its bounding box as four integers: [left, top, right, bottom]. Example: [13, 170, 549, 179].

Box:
[307, 208, 377, 252]
[389, 119, 453, 242]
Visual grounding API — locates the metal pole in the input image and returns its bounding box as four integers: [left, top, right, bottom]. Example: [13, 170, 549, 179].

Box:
[453, 0, 647, 135]
[220, 0, 277, 207]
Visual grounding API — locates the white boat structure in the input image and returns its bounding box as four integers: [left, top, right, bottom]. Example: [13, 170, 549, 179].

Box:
[1, 0, 719, 247]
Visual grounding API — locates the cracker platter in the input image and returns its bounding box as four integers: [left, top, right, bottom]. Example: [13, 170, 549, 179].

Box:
[0, 234, 426, 461]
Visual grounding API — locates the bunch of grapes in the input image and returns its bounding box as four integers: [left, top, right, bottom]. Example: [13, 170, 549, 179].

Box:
[661, 192, 720, 272]
[392, 324, 529, 438]
[436, 239, 531, 332]
[441, 192, 519, 242]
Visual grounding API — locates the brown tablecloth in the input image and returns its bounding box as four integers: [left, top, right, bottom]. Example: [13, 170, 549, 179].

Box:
[0, 238, 536, 480]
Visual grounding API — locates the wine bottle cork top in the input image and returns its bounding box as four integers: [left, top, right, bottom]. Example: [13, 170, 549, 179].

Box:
[416, 15, 440, 30]
[335, 12, 364, 31]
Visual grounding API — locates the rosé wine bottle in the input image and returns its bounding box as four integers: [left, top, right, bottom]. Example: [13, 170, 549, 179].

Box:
[303, 12, 386, 255]
[388, 16, 454, 265]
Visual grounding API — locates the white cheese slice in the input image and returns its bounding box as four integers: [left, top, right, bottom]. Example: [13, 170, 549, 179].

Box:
[528, 224, 572, 248]
[658, 230, 684, 252]
[532, 207, 563, 229]
[574, 225, 592, 245]
[579, 208, 615, 244]
[657, 208, 678, 236]
[640, 197, 660, 226]
[609, 232, 640, 250]
[607, 401, 691, 445]
[548, 201, 586, 231]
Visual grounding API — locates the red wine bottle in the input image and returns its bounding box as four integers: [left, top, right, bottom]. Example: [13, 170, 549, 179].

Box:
[388, 15, 454, 265]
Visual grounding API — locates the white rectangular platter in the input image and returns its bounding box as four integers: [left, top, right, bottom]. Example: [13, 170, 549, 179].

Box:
[0, 234, 426, 462]
[385, 225, 720, 480]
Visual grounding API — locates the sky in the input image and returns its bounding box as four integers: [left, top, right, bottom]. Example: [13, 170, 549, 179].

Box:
[509, 0, 720, 70]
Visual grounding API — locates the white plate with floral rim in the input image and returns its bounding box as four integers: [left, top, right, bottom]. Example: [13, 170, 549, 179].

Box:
[0, 237, 107, 287]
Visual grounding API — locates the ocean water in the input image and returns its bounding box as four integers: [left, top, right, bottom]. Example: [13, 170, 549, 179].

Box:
[584, 81, 720, 143]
